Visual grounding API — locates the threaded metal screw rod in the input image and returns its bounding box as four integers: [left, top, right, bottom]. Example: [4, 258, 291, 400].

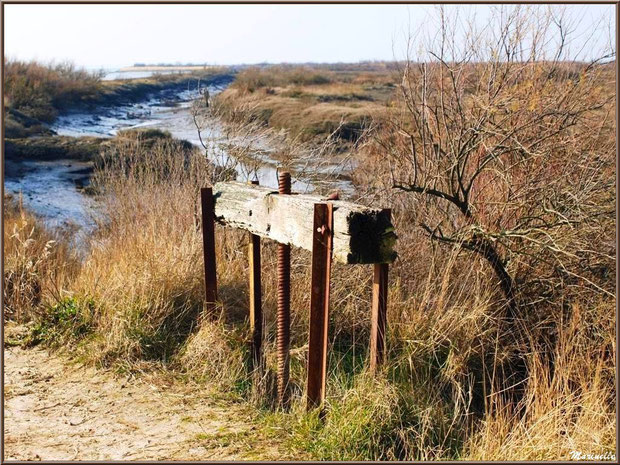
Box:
[276, 171, 291, 407]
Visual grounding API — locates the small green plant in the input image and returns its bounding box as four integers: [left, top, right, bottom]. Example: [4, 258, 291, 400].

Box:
[27, 296, 94, 347]
[281, 374, 464, 461]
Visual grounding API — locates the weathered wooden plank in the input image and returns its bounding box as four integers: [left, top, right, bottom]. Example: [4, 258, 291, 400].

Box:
[212, 182, 397, 264]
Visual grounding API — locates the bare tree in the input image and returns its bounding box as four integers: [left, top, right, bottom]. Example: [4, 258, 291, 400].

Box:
[365, 5, 615, 317]
[190, 93, 264, 184]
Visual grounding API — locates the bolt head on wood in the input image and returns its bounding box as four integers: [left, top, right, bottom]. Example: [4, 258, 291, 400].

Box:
[326, 191, 340, 201]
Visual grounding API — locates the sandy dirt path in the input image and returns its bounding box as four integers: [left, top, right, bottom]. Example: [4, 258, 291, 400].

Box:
[3, 346, 285, 461]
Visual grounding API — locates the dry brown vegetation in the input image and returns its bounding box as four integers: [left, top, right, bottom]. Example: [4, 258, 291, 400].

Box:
[5, 114, 615, 460]
[4, 59, 102, 122]
[3, 59, 234, 140]
[3, 196, 79, 323]
[214, 63, 399, 144]
[3, 6, 616, 461]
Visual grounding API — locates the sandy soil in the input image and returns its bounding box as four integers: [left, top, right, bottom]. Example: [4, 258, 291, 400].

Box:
[3, 346, 284, 461]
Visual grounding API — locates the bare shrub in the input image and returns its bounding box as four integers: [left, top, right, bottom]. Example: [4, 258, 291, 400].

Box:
[359, 5, 615, 317]
[232, 66, 332, 94]
[4, 59, 102, 121]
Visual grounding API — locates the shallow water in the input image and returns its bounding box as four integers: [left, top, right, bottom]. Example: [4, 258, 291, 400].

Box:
[49, 82, 311, 192]
[101, 70, 195, 81]
[50, 86, 208, 138]
[5, 78, 337, 233]
[4, 158, 96, 233]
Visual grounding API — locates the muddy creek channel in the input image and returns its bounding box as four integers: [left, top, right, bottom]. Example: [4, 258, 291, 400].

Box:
[5, 77, 351, 241]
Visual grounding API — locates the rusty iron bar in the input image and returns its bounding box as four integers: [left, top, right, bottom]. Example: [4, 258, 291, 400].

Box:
[370, 263, 388, 372]
[201, 187, 218, 316]
[247, 181, 263, 371]
[276, 171, 292, 407]
[307, 202, 333, 411]
[370, 209, 391, 373]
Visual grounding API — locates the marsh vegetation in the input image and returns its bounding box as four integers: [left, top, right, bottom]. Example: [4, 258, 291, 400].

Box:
[3, 6, 616, 461]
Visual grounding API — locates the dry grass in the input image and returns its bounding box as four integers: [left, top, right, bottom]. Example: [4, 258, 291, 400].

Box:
[214, 64, 398, 143]
[4, 61, 615, 460]
[3, 195, 79, 322]
[5, 124, 615, 458]
[70, 131, 212, 364]
[208, 60, 616, 458]
[463, 300, 616, 461]
[4, 59, 102, 122]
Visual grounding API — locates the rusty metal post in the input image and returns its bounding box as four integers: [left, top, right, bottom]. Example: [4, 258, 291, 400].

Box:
[201, 187, 218, 315]
[276, 172, 292, 406]
[307, 203, 333, 410]
[370, 208, 390, 373]
[247, 181, 263, 371]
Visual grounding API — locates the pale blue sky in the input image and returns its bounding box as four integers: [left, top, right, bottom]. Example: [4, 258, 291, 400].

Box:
[3, 3, 615, 69]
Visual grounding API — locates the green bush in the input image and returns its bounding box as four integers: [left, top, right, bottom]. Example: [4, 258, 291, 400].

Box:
[281, 375, 462, 461]
[27, 296, 94, 347]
